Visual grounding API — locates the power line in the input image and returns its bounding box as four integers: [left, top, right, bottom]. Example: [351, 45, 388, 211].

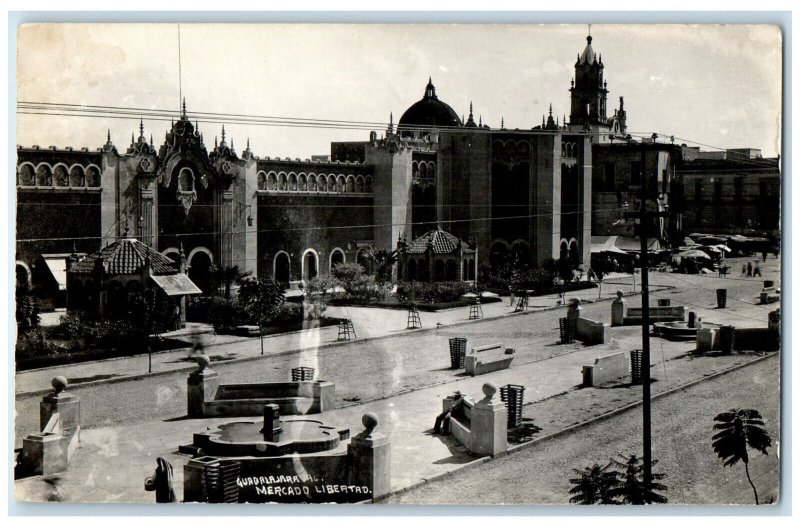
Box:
[15, 206, 620, 243]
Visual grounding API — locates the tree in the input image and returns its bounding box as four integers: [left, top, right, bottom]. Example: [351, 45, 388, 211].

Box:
[712, 408, 772, 504]
[212, 265, 252, 301]
[15, 282, 40, 334]
[569, 463, 618, 504]
[236, 278, 286, 325]
[608, 454, 668, 505]
[367, 248, 399, 284]
[128, 289, 158, 373]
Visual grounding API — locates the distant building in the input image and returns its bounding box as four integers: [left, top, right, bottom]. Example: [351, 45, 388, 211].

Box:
[675, 147, 781, 236]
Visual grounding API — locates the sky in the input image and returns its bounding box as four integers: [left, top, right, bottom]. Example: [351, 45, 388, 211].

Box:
[16, 23, 783, 159]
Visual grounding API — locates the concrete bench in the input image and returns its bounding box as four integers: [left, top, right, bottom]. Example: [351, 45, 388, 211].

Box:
[464, 343, 515, 376]
[575, 317, 610, 345]
[188, 358, 335, 417]
[582, 352, 629, 387]
[444, 383, 507, 456]
[623, 306, 686, 325]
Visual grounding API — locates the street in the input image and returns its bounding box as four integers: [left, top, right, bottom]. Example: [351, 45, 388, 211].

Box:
[382, 353, 781, 505]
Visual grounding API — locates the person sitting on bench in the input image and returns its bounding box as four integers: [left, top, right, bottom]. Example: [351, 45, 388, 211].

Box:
[434, 391, 465, 435]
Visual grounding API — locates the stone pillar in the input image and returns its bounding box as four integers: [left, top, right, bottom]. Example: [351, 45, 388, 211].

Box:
[469, 383, 508, 457]
[567, 298, 582, 322]
[348, 413, 391, 500]
[22, 376, 81, 476]
[219, 189, 234, 269]
[187, 356, 219, 418]
[139, 187, 156, 248]
[611, 291, 626, 326]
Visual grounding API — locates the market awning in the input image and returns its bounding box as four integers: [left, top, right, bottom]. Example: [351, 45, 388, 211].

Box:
[590, 236, 628, 255]
[150, 273, 202, 296]
[42, 255, 68, 291]
[614, 236, 662, 253]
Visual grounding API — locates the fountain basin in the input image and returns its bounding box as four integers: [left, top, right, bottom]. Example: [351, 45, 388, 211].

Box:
[653, 321, 719, 341]
[190, 418, 350, 458]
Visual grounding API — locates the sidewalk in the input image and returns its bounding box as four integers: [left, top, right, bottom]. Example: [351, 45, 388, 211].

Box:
[14, 317, 773, 503]
[15, 280, 645, 396]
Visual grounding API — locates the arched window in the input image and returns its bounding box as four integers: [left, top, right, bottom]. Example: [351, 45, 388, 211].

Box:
[302, 249, 318, 281]
[355, 176, 364, 193]
[365, 176, 373, 193]
[257, 171, 267, 190]
[330, 248, 345, 273]
[288, 173, 298, 191]
[468, 259, 476, 281]
[328, 175, 337, 192]
[308, 174, 317, 192]
[278, 173, 287, 191]
[408, 259, 417, 280]
[85, 165, 101, 187]
[318, 175, 327, 192]
[273, 251, 291, 286]
[346, 176, 355, 193]
[107, 280, 126, 319]
[434, 260, 445, 281]
[16, 262, 31, 290]
[36, 164, 53, 186]
[178, 167, 195, 192]
[69, 165, 85, 187]
[17, 164, 35, 186]
[188, 249, 214, 294]
[268, 172, 278, 190]
[298, 174, 307, 191]
[445, 260, 457, 281]
[53, 165, 69, 187]
[418, 163, 427, 180]
[412, 162, 419, 180]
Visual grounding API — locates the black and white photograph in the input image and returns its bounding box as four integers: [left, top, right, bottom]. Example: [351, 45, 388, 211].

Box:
[10, 20, 784, 507]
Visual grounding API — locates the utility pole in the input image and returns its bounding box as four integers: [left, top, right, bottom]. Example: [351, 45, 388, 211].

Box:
[624, 144, 669, 486]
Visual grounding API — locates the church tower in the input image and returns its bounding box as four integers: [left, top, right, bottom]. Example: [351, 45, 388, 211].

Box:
[569, 35, 608, 127]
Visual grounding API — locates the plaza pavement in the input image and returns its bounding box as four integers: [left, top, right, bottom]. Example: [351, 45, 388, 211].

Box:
[15, 272, 639, 396]
[13, 265, 780, 504]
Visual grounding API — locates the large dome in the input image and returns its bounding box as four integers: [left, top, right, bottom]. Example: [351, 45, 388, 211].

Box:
[398, 78, 462, 129]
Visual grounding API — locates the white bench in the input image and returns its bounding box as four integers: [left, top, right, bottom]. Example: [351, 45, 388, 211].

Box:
[464, 343, 515, 376]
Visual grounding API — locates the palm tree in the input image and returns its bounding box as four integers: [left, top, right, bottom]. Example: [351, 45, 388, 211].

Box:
[608, 455, 668, 505]
[212, 265, 252, 301]
[712, 408, 772, 504]
[569, 463, 618, 504]
[368, 249, 399, 284]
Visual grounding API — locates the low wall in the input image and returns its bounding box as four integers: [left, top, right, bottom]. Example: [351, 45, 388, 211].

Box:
[696, 327, 780, 353]
[575, 317, 610, 345]
[582, 352, 629, 387]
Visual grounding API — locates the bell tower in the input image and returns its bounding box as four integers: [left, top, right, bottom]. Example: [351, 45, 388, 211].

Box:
[569, 34, 609, 128]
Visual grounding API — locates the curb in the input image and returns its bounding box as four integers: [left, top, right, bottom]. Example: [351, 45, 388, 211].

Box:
[376, 351, 777, 501]
[17, 288, 655, 398]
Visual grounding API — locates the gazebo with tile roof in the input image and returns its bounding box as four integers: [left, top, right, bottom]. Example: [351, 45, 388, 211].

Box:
[66, 234, 201, 325]
[397, 225, 477, 283]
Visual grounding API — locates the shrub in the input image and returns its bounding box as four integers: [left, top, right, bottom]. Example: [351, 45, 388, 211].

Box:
[305, 275, 340, 298]
[237, 278, 286, 324]
[206, 297, 248, 331]
[15, 292, 40, 333]
[303, 299, 327, 320]
[270, 302, 303, 325]
[396, 281, 475, 303]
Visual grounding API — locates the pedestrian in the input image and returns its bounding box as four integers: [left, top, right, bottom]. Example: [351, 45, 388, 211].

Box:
[741, 264, 747, 276]
[762, 250, 768, 262]
[747, 262, 753, 277]
[144, 457, 176, 503]
[753, 262, 762, 277]
[509, 287, 516, 307]
[612, 258, 619, 273]
[434, 391, 465, 435]
[173, 304, 181, 331]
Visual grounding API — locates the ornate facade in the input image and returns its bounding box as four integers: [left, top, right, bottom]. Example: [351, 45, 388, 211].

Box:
[17, 34, 613, 303]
